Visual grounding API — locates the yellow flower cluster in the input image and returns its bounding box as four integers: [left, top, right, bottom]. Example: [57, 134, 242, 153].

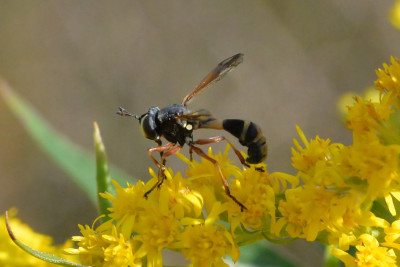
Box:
[0, 208, 76, 266]
[67, 146, 282, 267]
[66, 57, 400, 266]
[273, 57, 400, 266]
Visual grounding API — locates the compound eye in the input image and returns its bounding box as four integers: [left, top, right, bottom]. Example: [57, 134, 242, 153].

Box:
[140, 114, 159, 140]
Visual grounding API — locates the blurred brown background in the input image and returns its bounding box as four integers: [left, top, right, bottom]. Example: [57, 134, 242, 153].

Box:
[0, 1, 398, 266]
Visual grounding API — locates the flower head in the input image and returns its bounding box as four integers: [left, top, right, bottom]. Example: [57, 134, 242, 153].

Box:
[12, 55, 400, 266]
[175, 202, 239, 267]
[332, 234, 397, 267]
[69, 144, 277, 266]
[66, 220, 141, 267]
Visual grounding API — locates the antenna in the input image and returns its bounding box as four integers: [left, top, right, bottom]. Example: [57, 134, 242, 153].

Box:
[116, 107, 141, 120]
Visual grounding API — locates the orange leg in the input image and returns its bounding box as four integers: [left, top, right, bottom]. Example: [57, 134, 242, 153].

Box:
[145, 143, 174, 198]
[147, 142, 174, 168]
[190, 145, 247, 211]
[194, 136, 249, 167]
[194, 136, 264, 172]
[157, 145, 182, 188]
[155, 140, 165, 165]
[144, 144, 182, 198]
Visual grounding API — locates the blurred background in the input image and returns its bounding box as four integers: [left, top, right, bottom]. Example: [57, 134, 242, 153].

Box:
[0, 1, 399, 266]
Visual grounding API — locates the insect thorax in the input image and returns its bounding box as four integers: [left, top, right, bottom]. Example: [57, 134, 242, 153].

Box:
[157, 104, 193, 146]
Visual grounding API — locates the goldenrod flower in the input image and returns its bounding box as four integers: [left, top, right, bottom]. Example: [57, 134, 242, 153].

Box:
[100, 180, 148, 238]
[338, 142, 400, 201]
[102, 226, 140, 267]
[273, 185, 381, 242]
[132, 201, 181, 265]
[345, 96, 392, 143]
[331, 234, 397, 267]
[291, 126, 344, 187]
[69, 145, 276, 266]
[382, 219, 400, 250]
[179, 146, 243, 212]
[375, 57, 400, 99]
[12, 56, 400, 266]
[68, 54, 400, 265]
[227, 166, 276, 231]
[174, 202, 239, 267]
[291, 127, 338, 181]
[66, 220, 142, 267]
[282, 56, 400, 264]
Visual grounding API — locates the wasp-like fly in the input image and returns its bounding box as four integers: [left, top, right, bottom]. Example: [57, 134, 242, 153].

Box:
[117, 53, 267, 211]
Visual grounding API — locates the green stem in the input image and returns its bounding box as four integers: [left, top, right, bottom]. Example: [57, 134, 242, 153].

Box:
[94, 122, 113, 217]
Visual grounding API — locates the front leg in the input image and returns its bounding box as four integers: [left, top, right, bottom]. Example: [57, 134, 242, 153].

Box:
[154, 145, 183, 191]
[144, 142, 174, 198]
[156, 140, 167, 166]
[144, 143, 182, 198]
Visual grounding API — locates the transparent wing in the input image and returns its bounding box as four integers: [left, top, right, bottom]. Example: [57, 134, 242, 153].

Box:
[176, 109, 217, 130]
[176, 109, 212, 120]
[182, 53, 244, 106]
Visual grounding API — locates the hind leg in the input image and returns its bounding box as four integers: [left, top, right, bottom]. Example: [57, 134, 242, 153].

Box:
[194, 136, 248, 166]
[194, 136, 264, 171]
[190, 145, 247, 211]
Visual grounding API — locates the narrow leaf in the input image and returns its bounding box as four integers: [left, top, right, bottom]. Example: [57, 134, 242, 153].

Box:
[94, 122, 112, 216]
[0, 79, 133, 204]
[5, 211, 90, 267]
[324, 245, 341, 267]
[238, 241, 297, 267]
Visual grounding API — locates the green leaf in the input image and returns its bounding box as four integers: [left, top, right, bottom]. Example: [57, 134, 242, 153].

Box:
[237, 241, 297, 267]
[324, 245, 342, 267]
[5, 211, 90, 267]
[94, 122, 113, 216]
[0, 79, 133, 205]
[371, 198, 396, 224]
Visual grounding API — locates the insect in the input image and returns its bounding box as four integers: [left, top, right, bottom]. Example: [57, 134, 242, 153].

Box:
[117, 53, 267, 211]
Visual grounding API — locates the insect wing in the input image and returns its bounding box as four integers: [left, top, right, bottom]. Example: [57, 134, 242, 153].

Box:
[182, 53, 244, 106]
[176, 109, 214, 130]
[176, 109, 211, 120]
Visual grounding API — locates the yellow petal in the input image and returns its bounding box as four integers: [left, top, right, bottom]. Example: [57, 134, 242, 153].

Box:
[330, 247, 356, 267]
[385, 194, 397, 216]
